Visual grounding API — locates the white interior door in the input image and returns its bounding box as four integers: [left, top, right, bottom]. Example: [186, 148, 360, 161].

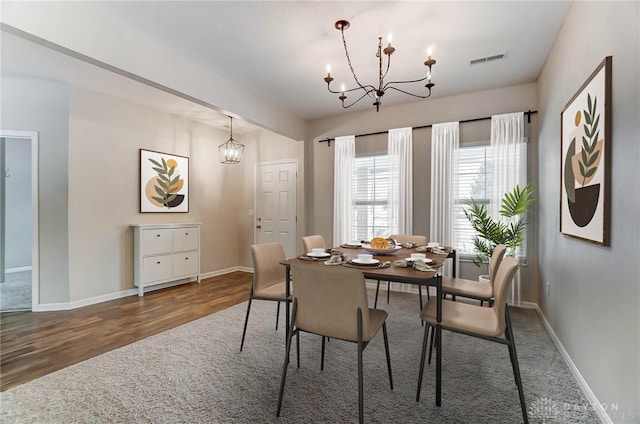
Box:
[255, 160, 297, 258]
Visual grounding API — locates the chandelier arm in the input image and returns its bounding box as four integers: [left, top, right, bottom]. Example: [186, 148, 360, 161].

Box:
[341, 90, 373, 109]
[381, 53, 392, 82]
[382, 75, 431, 91]
[327, 81, 377, 95]
[341, 28, 369, 91]
[384, 86, 433, 99]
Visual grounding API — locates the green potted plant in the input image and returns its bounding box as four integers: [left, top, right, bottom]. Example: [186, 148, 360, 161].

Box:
[464, 184, 535, 279]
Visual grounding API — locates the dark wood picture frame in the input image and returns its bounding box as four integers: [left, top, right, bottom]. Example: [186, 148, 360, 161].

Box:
[560, 56, 611, 245]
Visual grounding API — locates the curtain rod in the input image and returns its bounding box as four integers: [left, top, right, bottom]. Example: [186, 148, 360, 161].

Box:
[318, 109, 538, 146]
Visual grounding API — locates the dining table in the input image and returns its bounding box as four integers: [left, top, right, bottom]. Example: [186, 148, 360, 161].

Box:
[280, 244, 457, 407]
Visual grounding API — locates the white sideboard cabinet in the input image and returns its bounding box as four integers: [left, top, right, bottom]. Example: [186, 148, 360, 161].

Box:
[132, 223, 201, 296]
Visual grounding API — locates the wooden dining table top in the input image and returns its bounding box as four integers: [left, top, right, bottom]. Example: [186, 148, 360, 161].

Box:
[281, 245, 453, 285]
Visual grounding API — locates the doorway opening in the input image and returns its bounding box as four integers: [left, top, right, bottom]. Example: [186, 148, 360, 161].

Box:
[0, 130, 39, 312]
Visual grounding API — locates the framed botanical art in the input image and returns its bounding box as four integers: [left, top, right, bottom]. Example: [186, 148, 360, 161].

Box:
[560, 56, 611, 245]
[140, 149, 189, 213]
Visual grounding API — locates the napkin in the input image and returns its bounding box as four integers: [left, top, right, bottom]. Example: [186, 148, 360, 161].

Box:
[402, 241, 417, 248]
[393, 259, 435, 272]
[324, 254, 345, 266]
[431, 247, 448, 255]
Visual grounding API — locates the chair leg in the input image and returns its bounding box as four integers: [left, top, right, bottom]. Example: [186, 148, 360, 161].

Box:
[275, 301, 280, 331]
[374, 280, 381, 308]
[276, 299, 297, 417]
[321, 336, 326, 371]
[357, 308, 364, 424]
[427, 324, 435, 365]
[505, 307, 529, 424]
[416, 321, 430, 402]
[386, 281, 391, 303]
[240, 294, 253, 352]
[382, 322, 393, 390]
[296, 330, 301, 369]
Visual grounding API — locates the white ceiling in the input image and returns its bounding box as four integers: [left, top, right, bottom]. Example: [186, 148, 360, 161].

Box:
[3, 1, 573, 131]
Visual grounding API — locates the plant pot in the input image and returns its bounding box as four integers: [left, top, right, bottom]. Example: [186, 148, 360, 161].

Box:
[479, 275, 490, 284]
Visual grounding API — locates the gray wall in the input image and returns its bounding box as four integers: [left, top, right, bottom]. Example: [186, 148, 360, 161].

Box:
[1, 77, 70, 304]
[3, 137, 31, 269]
[537, 2, 639, 420]
[306, 82, 539, 300]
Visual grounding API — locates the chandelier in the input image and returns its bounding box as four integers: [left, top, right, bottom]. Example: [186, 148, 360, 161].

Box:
[219, 116, 244, 164]
[323, 20, 436, 112]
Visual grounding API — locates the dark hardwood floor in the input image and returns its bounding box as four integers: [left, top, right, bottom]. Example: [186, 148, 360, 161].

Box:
[0, 271, 252, 392]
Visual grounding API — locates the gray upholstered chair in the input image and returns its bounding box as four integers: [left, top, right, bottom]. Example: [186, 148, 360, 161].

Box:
[374, 234, 429, 309]
[417, 256, 528, 423]
[240, 242, 289, 351]
[301, 234, 326, 253]
[277, 263, 393, 424]
[441, 244, 507, 305]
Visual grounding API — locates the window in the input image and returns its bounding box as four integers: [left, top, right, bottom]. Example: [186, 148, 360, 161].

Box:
[454, 144, 527, 258]
[454, 145, 491, 256]
[351, 155, 395, 241]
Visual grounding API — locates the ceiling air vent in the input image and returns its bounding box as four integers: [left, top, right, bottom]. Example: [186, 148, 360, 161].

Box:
[470, 53, 506, 65]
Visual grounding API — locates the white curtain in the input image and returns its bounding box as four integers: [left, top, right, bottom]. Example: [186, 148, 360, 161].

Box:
[430, 122, 459, 277]
[333, 135, 355, 246]
[388, 127, 413, 236]
[490, 112, 527, 305]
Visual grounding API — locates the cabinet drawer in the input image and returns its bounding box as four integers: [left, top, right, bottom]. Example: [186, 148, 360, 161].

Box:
[141, 229, 173, 255]
[172, 227, 199, 252]
[141, 254, 173, 283]
[172, 251, 199, 278]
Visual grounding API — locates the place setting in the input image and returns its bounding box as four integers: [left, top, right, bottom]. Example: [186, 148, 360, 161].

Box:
[343, 253, 391, 269]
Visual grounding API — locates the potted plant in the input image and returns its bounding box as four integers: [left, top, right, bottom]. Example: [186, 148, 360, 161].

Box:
[464, 184, 535, 279]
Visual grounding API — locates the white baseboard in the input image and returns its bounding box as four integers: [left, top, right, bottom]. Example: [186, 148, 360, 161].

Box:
[531, 303, 611, 424]
[200, 266, 253, 279]
[5, 266, 32, 273]
[34, 268, 254, 312]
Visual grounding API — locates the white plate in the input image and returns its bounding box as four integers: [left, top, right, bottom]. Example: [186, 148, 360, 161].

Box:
[406, 257, 433, 264]
[343, 241, 363, 247]
[352, 258, 380, 265]
[363, 245, 402, 255]
[306, 252, 331, 258]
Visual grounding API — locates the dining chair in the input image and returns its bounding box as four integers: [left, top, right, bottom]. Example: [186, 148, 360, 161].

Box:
[416, 256, 528, 423]
[240, 241, 290, 351]
[374, 234, 429, 309]
[301, 234, 326, 253]
[276, 263, 393, 424]
[442, 243, 506, 306]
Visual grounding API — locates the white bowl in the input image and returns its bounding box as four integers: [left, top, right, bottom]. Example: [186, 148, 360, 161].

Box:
[411, 253, 426, 261]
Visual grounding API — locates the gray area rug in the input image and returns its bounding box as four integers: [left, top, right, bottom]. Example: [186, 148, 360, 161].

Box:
[0, 271, 31, 311]
[0, 290, 600, 423]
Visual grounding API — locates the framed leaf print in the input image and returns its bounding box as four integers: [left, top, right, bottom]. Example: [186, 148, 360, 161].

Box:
[140, 149, 189, 213]
[560, 56, 611, 245]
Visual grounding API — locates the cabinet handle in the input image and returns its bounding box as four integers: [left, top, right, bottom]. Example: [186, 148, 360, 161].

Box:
[156, 234, 161, 237]
[185, 232, 189, 236]
[157, 261, 161, 264]
[185, 257, 189, 260]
